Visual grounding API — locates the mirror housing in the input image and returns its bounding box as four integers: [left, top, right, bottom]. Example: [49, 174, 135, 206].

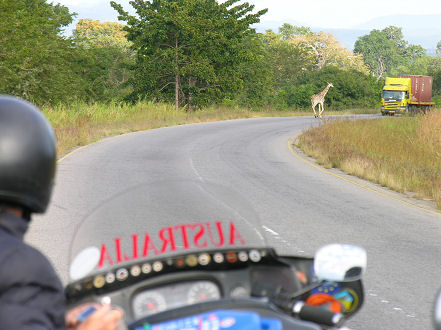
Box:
[435, 290, 441, 330]
[70, 246, 101, 281]
[314, 244, 367, 282]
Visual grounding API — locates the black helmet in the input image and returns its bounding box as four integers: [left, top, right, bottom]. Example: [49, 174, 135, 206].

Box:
[0, 95, 56, 213]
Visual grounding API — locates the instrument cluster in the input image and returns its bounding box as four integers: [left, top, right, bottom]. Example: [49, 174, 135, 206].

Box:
[132, 280, 221, 319]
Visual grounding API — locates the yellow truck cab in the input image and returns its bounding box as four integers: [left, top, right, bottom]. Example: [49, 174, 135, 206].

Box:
[381, 77, 411, 115]
[381, 75, 434, 115]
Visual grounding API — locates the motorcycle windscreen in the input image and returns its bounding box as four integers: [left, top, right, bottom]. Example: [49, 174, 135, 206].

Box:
[68, 179, 268, 282]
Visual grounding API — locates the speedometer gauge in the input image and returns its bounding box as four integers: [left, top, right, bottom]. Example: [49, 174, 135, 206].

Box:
[187, 281, 220, 304]
[132, 291, 167, 318]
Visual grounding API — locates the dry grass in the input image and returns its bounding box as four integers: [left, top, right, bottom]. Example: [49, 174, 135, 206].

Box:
[43, 101, 314, 157]
[297, 110, 441, 209]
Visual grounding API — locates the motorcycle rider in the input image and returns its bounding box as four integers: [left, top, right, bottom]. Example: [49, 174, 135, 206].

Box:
[0, 95, 123, 329]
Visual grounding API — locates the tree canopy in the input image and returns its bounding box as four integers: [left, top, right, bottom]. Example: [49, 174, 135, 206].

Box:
[72, 19, 135, 101]
[278, 23, 312, 40]
[354, 26, 425, 81]
[111, 0, 267, 110]
[290, 31, 369, 74]
[73, 19, 132, 50]
[0, 0, 82, 104]
[2, 0, 438, 109]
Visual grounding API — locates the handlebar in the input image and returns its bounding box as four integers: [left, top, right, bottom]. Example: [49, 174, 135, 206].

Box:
[292, 301, 343, 327]
[252, 281, 344, 327]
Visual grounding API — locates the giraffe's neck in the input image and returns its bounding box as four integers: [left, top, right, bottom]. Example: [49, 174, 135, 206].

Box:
[320, 85, 331, 97]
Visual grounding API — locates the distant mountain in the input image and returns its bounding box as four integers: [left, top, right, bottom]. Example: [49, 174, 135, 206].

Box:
[318, 28, 370, 50]
[255, 14, 441, 52]
[355, 14, 441, 31]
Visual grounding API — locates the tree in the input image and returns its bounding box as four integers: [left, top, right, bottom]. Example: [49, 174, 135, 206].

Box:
[354, 26, 425, 81]
[72, 19, 135, 101]
[235, 34, 275, 108]
[428, 45, 441, 96]
[278, 23, 311, 40]
[73, 19, 132, 51]
[0, 0, 83, 105]
[393, 56, 434, 76]
[437, 41, 441, 56]
[111, 0, 267, 110]
[289, 32, 369, 74]
[262, 30, 315, 90]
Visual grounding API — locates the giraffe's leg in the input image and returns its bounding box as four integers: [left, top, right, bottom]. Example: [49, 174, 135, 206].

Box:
[319, 103, 324, 118]
[312, 103, 318, 118]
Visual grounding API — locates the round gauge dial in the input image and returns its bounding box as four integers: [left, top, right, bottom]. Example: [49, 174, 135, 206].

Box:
[187, 281, 220, 304]
[132, 291, 167, 318]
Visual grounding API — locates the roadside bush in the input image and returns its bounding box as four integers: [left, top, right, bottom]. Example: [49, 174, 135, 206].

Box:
[432, 95, 441, 107]
[281, 83, 316, 109]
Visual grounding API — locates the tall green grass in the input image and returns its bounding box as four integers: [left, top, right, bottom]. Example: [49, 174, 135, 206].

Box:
[297, 110, 441, 209]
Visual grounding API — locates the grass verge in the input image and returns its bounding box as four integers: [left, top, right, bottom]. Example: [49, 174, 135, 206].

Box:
[43, 101, 318, 157]
[296, 110, 441, 209]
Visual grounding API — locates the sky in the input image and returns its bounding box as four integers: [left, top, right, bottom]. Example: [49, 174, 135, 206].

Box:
[56, 0, 441, 30]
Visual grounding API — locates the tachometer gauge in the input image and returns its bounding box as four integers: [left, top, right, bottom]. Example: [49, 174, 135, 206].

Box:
[132, 291, 167, 318]
[187, 281, 220, 304]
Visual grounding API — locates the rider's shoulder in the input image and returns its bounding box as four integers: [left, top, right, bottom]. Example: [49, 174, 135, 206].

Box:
[0, 240, 60, 287]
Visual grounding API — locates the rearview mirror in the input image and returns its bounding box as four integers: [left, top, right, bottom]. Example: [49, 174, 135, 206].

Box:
[314, 244, 367, 282]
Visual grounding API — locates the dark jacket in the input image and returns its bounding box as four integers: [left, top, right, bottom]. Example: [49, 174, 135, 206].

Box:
[0, 210, 65, 329]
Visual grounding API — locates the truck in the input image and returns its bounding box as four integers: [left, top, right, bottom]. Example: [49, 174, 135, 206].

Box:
[381, 75, 434, 115]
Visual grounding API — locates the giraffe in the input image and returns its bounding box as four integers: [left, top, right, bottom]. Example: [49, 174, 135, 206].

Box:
[311, 82, 333, 118]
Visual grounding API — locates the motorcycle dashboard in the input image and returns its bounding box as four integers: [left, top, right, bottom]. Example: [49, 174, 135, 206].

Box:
[66, 247, 363, 329]
[65, 247, 313, 322]
[66, 247, 296, 303]
[132, 279, 221, 318]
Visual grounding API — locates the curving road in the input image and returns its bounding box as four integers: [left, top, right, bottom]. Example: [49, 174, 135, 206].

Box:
[26, 116, 441, 329]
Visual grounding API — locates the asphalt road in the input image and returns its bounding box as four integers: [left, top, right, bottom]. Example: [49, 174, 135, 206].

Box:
[26, 115, 441, 329]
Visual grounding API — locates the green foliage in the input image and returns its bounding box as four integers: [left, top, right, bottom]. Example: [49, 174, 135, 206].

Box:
[279, 66, 383, 110]
[0, 0, 84, 105]
[111, 0, 267, 109]
[292, 32, 369, 73]
[432, 95, 441, 106]
[262, 30, 315, 90]
[280, 84, 316, 109]
[354, 26, 425, 81]
[235, 34, 275, 108]
[4, 2, 421, 112]
[73, 19, 131, 50]
[393, 55, 434, 76]
[431, 69, 441, 97]
[72, 19, 135, 102]
[428, 56, 441, 97]
[278, 23, 312, 40]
